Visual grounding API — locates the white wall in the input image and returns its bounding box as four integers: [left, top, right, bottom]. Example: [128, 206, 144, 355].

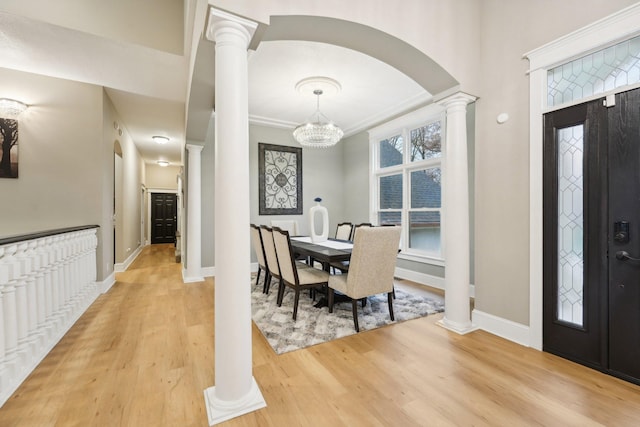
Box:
[210, 0, 483, 93]
[146, 163, 180, 190]
[0, 0, 184, 55]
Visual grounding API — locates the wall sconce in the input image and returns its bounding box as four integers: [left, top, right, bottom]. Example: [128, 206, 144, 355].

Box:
[0, 98, 28, 120]
[152, 135, 170, 144]
[157, 160, 170, 167]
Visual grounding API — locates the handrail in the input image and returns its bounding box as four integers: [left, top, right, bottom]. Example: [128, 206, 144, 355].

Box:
[0, 225, 99, 246]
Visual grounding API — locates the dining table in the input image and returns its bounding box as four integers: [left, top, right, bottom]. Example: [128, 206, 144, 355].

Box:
[289, 236, 353, 308]
[289, 236, 353, 269]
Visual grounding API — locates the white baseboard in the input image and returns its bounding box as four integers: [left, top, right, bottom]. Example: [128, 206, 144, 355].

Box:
[99, 272, 116, 294]
[201, 267, 215, 278]
[394, 267, 475, 298]
[472, 309, 530, 347]
[114, 245, 143, 272]
[182, 268, 205, 283]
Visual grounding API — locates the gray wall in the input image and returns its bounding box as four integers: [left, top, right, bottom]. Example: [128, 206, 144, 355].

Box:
[0, 67, 144, 281]
[473, 0, 638, 325]
[341, 131, 371, 224]
[249, 124, 346, 236]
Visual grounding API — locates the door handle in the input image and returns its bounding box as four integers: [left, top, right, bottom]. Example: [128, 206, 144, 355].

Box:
[615, 251, 640, 262]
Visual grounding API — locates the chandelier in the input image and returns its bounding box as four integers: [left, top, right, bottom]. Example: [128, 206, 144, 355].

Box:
[293, 89, 343, 148]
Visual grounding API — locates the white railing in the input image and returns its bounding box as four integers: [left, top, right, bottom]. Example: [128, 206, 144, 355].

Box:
[0, 225, 99, 407]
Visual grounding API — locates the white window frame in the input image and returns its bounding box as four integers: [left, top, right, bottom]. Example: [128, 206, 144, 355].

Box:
[369, 103, 446, 265]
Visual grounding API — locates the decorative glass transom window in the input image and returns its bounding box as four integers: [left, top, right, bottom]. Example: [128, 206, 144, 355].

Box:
[369, 104, 445, 262]
[548, 35, 640, 107]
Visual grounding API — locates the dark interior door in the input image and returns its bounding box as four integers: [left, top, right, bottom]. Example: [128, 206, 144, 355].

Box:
[151, 193, 177, 244]
[543, 88, 640, 385]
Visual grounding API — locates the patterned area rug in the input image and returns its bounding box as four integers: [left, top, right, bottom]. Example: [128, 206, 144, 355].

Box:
[251, 275, 444, 354]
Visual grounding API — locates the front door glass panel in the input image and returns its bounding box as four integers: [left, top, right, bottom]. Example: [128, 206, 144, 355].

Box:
[556, 124, 584, 326]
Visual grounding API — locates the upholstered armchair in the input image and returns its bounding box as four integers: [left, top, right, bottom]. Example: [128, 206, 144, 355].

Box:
[328, 226, 401, 332]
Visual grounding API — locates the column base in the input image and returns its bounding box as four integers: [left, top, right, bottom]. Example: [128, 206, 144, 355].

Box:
[437, 316, 479, 335]
[203, 377, 266, 425]
[182, 269, 204, 284]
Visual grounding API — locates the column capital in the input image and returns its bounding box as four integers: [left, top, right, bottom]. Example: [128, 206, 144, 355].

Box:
[185, 143, 204, 153]
[206, 8, 258, 46]
[437, 91, 477, 109]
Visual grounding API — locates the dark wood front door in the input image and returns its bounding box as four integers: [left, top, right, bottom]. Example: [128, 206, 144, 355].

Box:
[151, 193, 177, 244]
[607, 89, 640, 383]
[543, 88, 640, 385]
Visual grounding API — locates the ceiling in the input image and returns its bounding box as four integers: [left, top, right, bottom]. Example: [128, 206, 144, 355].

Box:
[0, 7, 431, 166]
[247, 40, 430, 137]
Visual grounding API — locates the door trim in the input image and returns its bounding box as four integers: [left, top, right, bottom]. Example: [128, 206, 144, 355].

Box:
[524, 4, 640, 350]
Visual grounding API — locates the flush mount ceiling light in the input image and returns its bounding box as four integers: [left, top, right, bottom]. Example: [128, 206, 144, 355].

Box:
[157, 160, 170, 167]
[152, 135, 170, 144]
[293, 77, 343, 148]
[0, 98, 28, 120]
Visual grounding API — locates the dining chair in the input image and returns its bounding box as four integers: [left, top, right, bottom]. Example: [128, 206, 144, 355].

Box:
[272, 226, 330, 320]
[350, 222, 372, 241]
[270, 220, 298, 236]
[330, 222, 372, 273]
[250, 224, 270, 292]
[259, 225, 282, 294]
[328, 226, 401, 332]
[335, 222, 353, 241]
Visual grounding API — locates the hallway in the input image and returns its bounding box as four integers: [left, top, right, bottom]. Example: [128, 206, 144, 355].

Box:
[0, 244, 639, 426]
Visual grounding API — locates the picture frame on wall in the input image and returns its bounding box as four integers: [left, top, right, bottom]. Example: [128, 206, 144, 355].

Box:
[258, 142, 302, 215]
[0, 118, 19, 178]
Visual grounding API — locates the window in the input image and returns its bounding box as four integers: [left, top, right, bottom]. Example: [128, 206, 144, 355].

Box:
[547, 35, 640, 107]
[370, 105, 445, 262]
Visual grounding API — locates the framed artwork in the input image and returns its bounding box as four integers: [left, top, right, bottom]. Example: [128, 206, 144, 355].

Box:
[0, 118, 18, 178]
[259, 143, 302, 215]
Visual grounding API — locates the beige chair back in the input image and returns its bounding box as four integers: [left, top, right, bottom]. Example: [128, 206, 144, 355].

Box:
[260, 226, 280, 278]
[271, 227, 298, 286]
[347, 226, 401, 299]
[335, 222, 353, 240]
[271, 220, 298, 236]
[350, 222, 372, 241]
[250, 224, 267, 269]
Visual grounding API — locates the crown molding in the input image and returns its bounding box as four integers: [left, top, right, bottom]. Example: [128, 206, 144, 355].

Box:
[249, 91, 433, 138]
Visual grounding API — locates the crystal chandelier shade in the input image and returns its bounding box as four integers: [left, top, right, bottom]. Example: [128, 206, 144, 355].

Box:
[293, 90, 343, 148]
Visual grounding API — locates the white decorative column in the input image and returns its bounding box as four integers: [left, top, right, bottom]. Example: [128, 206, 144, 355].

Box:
[203, 8, 266, 426]
[184, 144, 204, 283]
[438, 92, 477, 334]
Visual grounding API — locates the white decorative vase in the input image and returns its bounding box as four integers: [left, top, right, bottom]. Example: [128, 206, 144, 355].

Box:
[309, 199, 329, 243]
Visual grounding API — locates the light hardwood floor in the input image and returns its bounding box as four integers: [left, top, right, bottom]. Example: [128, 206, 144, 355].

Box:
[1, 243, 639, 426]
